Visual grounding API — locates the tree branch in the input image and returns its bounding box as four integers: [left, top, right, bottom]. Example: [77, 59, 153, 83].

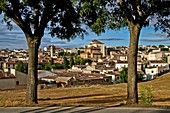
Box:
[140, 0, 157, 26]
[130, 0, 138, 18]
[38, 2, 53, 38]
[10, 0, 32, 35]
[119, 0, 134, 23]
[34, 2, 40, 36]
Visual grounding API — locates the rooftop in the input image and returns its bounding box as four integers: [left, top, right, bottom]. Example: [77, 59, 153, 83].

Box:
[90, 40, 104, 44]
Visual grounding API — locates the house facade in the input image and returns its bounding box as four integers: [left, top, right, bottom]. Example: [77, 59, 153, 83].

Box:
[115, 61, 128, 71]
[145, 66, 169, 76]
[148, 60, 169, 67]
[89, 39, 106, 57]
[147, 52, 164, 60]
[111, 54, 128, 61]
[80, 46, 102, 60]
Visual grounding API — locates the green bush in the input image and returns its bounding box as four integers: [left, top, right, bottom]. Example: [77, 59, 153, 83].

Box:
[119, 68, 143, 83]
[16, 61, 28, 74]
[140, 86, 153, 104]
[119, 68, 128, 83]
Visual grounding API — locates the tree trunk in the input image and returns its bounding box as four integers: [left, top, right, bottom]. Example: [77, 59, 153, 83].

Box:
[127, 22, 141, 104]
[25, 35, 40, 104]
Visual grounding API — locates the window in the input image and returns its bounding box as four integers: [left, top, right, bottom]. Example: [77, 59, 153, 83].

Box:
[71, 82, 73, 85]
[104, 79, 109, 82]
[16, 81, 19, 85]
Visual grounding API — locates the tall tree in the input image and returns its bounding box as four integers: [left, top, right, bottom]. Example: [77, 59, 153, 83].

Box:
[63, 57, 69, 69]
[0, 0, 84, 104]
[79, 0, 170, 104]
[70, 56, 74, 67]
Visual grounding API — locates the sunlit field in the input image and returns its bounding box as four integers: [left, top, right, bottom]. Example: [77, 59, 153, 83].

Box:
[0, 73, 170, 107]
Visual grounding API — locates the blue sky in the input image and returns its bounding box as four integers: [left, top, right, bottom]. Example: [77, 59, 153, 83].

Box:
[0, 22, 169, 50]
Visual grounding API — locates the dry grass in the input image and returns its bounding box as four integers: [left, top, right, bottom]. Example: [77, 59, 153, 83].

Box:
[0, 73, 170, 107]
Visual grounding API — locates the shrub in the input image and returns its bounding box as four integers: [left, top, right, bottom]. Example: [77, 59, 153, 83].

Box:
[140, 86, 153, 104]
[119, 68, 144, 83]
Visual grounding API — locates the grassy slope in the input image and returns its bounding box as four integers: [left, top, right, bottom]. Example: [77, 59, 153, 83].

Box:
[0, 73, 170, 107]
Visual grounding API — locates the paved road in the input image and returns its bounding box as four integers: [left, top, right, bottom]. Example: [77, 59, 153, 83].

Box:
[0, 107, 170, 113]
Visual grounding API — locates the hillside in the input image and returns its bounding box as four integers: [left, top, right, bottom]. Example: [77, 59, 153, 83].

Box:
[0, 73, 170, 107]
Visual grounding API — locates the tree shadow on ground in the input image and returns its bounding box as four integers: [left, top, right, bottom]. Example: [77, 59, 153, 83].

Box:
[153, 97, 170, 102]
[20, 106, 110, 113]
[38, 94, 126, 107]
[20, 104, 63, 113]
[75, 95, 126, 105]
[38, 93, 111, 101]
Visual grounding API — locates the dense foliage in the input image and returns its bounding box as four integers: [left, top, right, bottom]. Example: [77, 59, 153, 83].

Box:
[119, 68, 143, 83]
[161, 48, 169, 51]
[69, 56, 75, 67]
[37, 63, 64, 70]
[63, 57, 69, 69]
[16, 61, 28, 74]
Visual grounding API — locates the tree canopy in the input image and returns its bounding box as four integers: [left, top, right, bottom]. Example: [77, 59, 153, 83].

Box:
[79, 0, 170, 36]
[0, 0, 85, 40]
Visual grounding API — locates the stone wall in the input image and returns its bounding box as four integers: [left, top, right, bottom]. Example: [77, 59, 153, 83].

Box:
[0, 78, 16, 89]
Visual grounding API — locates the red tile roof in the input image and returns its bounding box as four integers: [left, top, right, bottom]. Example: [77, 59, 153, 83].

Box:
[6, 61, 17, 64]
[116, 61, 128, 63]
[112, 54, 128, 56]
[149, 60, 166, 63]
